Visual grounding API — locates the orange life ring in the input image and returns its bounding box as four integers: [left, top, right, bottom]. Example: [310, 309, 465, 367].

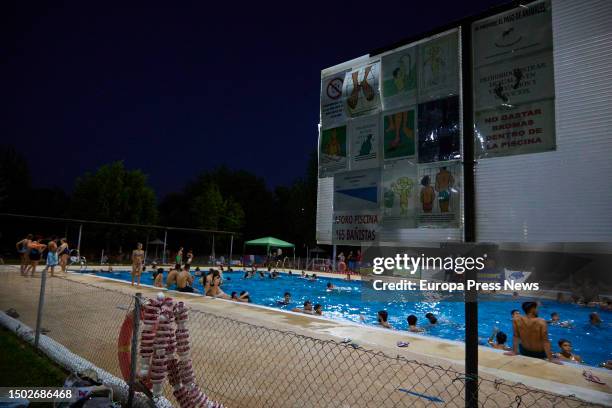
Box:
[338, 261, 347, 273]
[117, 310, 152, 389]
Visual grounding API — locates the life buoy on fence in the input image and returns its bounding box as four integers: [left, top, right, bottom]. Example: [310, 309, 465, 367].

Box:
[117, 310, 153, 389]
[117, 294, 224, 407]
[338, 261, 347, 273]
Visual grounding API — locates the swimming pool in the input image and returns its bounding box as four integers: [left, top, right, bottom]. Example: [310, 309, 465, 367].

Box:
[90, 269, 611, 367]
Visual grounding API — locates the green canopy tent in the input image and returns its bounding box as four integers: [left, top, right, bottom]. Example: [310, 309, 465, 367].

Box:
[245, 236, 295, 266]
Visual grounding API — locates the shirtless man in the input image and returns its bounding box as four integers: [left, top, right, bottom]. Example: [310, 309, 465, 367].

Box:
[131, 243, 145, 286]
[507, 302, 558, 363]
[177, 266, 194, 293]
[435, 167, 455, 213]
[166, 265, 180, 289]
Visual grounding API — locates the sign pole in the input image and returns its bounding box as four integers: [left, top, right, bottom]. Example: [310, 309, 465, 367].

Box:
[461, 23, 478, 408]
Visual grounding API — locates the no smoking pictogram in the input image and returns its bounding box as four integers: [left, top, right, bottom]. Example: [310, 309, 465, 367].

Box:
[326, 78, 343, 100]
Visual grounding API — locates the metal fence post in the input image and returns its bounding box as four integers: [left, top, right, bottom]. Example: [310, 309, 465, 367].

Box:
[461, 22, 478, 408]
[229, 235, 234, 266]
[127, 293, 142, 407]
[34, 268, 48, 348]
[76, 223, 83, 256]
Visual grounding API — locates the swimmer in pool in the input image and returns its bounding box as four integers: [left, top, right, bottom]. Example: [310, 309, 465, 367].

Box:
[277, 292, 291, 305]
[407, 315, 423, 333]
[326, 282, 335, 292]
[425, 313, 437, 325]
[378, 310, 392, 329]
[230, 291, 250, 303]
[309, 274, 318, 282]
[589, 312, 602, 327]
[314, 303, 323, 315]
[153, 268, 164, 288]
[511, 309, 520, 319]
[292, 300, 314, 315]
[487, 328, 511, 351]
[554, 339, 581, 363]
[548, 312, 573, 328]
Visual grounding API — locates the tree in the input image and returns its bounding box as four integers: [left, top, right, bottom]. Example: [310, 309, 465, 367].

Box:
[70, 161, 157, 224]
[0, 145, 31, 212]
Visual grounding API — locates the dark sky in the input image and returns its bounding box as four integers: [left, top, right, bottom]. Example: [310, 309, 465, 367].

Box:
[2, 0, 507, 197]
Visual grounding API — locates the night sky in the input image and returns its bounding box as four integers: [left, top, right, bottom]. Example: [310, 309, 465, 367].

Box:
[2, 0, 507, 196]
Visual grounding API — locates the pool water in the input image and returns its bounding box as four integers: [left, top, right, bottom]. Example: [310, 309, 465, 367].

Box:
[92, 269, 611, 367]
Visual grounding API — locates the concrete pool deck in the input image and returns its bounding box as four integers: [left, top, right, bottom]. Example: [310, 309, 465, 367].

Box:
[1, 265, 610, 406]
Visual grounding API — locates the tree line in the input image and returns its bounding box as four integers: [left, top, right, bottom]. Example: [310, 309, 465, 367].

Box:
[0, 145, 317, 257]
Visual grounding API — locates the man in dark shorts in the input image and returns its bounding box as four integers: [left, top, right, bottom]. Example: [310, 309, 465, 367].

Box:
[508, 301, 558, 363]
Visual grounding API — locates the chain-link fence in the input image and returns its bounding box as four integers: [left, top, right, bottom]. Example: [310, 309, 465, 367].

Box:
[0, 267, 603, 408]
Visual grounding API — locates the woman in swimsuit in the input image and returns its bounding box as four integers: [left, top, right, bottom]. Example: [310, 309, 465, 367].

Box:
[57, 238, 70, 274]
[26, 239, 47, 277]
[16, 234, 33, 275]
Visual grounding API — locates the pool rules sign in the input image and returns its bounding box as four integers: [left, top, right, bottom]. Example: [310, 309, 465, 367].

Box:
[472, 0, 556, 158]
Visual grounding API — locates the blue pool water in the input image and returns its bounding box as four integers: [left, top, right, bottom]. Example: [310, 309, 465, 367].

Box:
[92, 270, 611, 367]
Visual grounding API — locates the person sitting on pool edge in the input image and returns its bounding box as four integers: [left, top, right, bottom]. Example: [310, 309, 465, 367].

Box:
[378, 310, 392, 329]
[292, 300, 314, 315]
[554, 339, 582, 363]
[153, 268, 164, 288]
[506, 301, 559, 363]
[277, 292, 291, 305]
[407, 315, 423, 332]
[487, 328, 511, 351]
[177, 265, 195, 293]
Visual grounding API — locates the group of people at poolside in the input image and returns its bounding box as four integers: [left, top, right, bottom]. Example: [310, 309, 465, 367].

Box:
[376, 301, 607, 366]
[16, 234, 71, 277]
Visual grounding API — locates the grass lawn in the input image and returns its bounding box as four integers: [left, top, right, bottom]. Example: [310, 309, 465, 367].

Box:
[0, 326, 68, 387]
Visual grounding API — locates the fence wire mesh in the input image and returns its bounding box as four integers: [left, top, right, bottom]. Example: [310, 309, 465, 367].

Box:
[0, 267, 604, 408]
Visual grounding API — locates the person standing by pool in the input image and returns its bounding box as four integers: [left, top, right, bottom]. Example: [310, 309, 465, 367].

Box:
[185, 249, 194, 268]
[41, 240, 59, 277]
[378, 310, 392, 329]
[131, 243, 145, 286]
[175, 247, 184, 267]
[16, 234, 32, 275]
[507, 302, 557, 363]
[57, 238, 70, 274]
[25, 238, 47, 277]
